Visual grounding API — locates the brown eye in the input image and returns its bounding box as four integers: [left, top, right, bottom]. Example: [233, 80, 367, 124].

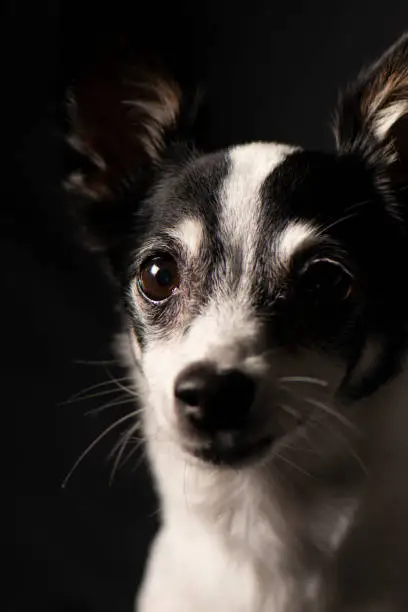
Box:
[138, 255, 180, 302]
[298, 258, 353, 304]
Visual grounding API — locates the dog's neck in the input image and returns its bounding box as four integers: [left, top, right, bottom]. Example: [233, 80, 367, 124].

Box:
[148, 435, 361, 563]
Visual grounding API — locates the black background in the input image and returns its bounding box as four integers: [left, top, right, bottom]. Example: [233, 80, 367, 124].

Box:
[8, 1, 407, 611]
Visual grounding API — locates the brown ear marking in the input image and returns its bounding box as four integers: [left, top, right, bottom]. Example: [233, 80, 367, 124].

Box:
[334, 32, 408, 171]
[65, 58, 182, 200]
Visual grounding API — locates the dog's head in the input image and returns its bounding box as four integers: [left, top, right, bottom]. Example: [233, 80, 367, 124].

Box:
[66, 35, 408, 472]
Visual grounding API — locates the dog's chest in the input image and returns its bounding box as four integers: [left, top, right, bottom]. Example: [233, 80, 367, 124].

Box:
[139, 475, 331, 612]
[141, 521, 306, 612]
[140, 447, 359, 612]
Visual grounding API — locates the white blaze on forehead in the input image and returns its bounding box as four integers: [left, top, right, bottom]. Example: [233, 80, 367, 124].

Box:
[221, 142, 298, 268]
[168, 217, 204, 257]
[277, 221, 316, 267]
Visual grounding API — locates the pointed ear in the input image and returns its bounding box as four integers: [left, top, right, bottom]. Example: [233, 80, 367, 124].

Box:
[334, 33, 408, 180]
[65, 58, 182, 200]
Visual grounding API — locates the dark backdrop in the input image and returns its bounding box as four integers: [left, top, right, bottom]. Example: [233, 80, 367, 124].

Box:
[8, 1, 406, 611]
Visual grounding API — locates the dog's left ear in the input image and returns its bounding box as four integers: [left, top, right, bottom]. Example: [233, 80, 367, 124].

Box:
[335, 33, 408, 183]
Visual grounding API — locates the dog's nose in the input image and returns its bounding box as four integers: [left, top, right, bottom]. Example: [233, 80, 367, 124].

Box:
[174, 363, 256, 433]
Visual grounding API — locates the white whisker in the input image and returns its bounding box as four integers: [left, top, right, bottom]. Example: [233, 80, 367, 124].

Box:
[304, 397, 356, 431]
[61, 411, 141, 488]
[109, 421, 143, 484]
[105, 368, 140, 399]
[274, 451, 314, 478]
[71, 388, 127, 406]
[73, 358, 119, 366]
[85, 395, 139, 417]
[59, 376, 133, 405]
[342, 198, 372, 215]
[319, 211, 361, 234]
[278, 376, 328, 387]
[125, 438, 148, 474]
[279, 403, 301, 419]
[312, 417, 368, 475]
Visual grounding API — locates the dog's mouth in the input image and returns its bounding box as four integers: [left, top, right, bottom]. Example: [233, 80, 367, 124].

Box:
[190, 434, 273, 466]
[183, 409, 311, 467]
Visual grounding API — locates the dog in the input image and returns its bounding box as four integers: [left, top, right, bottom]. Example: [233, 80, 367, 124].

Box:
[65, 33, 408, 611]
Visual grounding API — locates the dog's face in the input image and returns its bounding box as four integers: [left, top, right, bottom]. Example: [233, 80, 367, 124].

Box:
[120, 142, 404, 469]
[66, 35, 408, 472]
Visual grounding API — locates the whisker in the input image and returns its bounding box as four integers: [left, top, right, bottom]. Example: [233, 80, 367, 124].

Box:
[335, 435, 368, 475]
[283, 438, 319, 454]
[342, 198, 372, 215]
[68, 388, 127, 406]
[274, 451, 314, 478]
[109, 422, 143, 484]
[122, 437, 147, 474]
[304, 397, 356, 431]
[59, 376, 134, 405]
[319, 211, 360, 234]
[280, 384, 355, 432]
[113, 422, 150, 480]
[279, 403, 302, 419]
[61, 411, 141, 488]
[105, 368, 139, 399]
[311, 416, 367, 475]
[85, 395, 138, 417]
[73, 358, 119, 366]
[278, 376, 328, 387]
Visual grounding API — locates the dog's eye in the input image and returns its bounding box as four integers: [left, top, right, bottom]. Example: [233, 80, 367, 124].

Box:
[138, 255, 180, 302]
[298, 258, 353, 304]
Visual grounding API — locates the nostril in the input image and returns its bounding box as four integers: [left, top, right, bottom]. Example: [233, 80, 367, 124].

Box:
[174, 363, 214, 408]
[176, 388, 200, 407]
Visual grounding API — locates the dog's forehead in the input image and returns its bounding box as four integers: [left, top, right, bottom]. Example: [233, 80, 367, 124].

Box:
[167, 142, 298, 222]
[219, 142, 300, 248]
[163, 142, 318, 262]
[148, 141, 376, 264]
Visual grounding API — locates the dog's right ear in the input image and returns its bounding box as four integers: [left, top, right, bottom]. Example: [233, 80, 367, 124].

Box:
[65, 59, 182, 201]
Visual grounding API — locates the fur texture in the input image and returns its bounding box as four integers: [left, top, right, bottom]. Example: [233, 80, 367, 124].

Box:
[66, 33, 408, 612]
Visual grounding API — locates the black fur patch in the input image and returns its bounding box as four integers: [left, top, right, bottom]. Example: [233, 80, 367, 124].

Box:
[258, 150, 407, 397]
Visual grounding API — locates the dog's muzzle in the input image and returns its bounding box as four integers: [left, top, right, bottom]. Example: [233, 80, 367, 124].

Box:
[174, 361, 273, 465]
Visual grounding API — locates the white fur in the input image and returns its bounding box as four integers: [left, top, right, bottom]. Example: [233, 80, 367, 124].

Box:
[138, 467, 303, 612]
[168, 217, 204, 258]
[276, 221, 316, 268]
[220, 142, 298, 281]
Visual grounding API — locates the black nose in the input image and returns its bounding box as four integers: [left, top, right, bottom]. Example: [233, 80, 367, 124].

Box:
[174, 363, 256, 434]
